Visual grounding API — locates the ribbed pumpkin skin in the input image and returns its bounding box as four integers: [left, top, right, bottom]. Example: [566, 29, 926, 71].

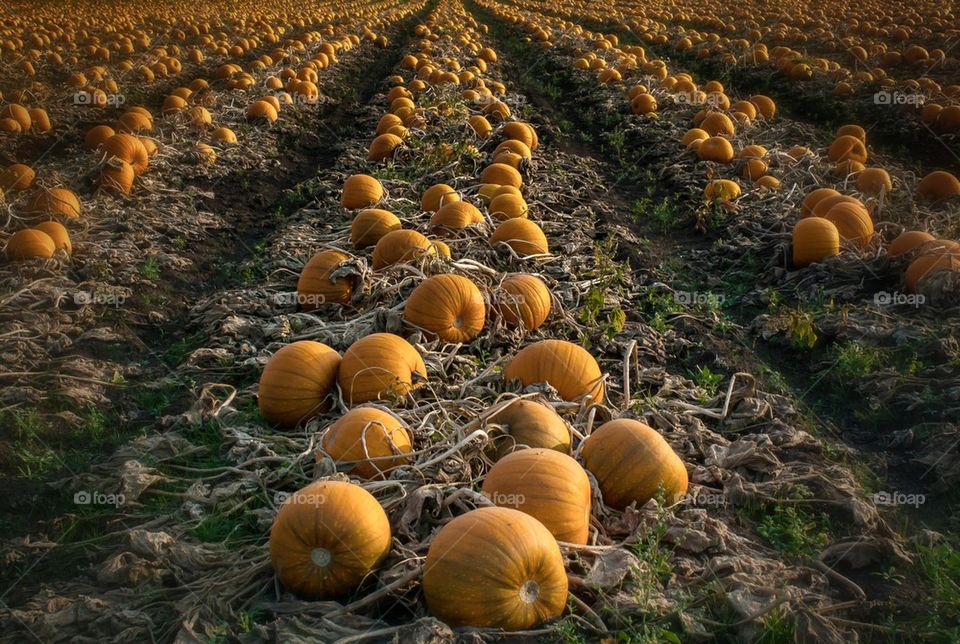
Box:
[34, 221, 71, 254]
[421, 184, 460, 212]
[404, 274, 485, 343]
[5, 229, 55, 260]
[368, 133, 402, 162]
[811, 194, 861, 219]
[100, 133, 149, 175]
[27, 188, 81, 218]
[497, 274, 551, 330]
[338, 333, 427, 404]
[482, 449, 590, 544]
[917, 171, 960, 201]
[422, 506, 567, 629]
[905, 253, 960, 293]
[857, 168, 893, 195]
[481, 163, 522, 188]
[792, 217, 840, 266]
[500, 121, 538, 149]
[800, 188, 841, 218]
[887, 230, 935, 257]
[697, 136, 735, 163]
[85, 125, 116, 149]
[297, 250, 355, 309]
[581, 419, 688, 510]
[428, 201, 483, 232]
[489, 193, 528, 221]
[0, 164, 35, 191]
[487, 398, 571, 459]
[504, 339, 604, 404]
[258, 341, 341, 426]
[490, 219, 549, 256]
[269, 480, 391, 600]
[321, 406, 413, 478]
[341, 174, 384, 210]
[372, 229, 434, 269]
[351, 209, 401, 249]
[825, 202, 874, 249]
[100, 160, 135, 195]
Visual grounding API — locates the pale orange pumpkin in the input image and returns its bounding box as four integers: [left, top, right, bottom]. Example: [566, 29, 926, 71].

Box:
[296, 249, 356, 308]
[258, 341, 341, 426]
[404, 274, 486, 343]
[338, 333, 427, 404]
[793, 217, 840, 266]
[496, 274, 551, 330]
[321, 406, 413, 478]
[351, 209, 401, 249]
[490, 219, 549, 256]
[341, 174, 384, 209]
[504, 339, 604, 404]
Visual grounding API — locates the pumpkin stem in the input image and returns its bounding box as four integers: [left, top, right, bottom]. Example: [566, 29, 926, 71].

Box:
[518, 580, 540, 604]
[310, 548, 331, 568]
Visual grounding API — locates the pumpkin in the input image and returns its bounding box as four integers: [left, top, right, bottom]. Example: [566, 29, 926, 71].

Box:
[341, 174, 384, 209]
[368, 133, 403, 162]
[495, 140, 532, 159]
[500, 121, 539, 149]
[700, 112, 735, 137]
[740, 159, 768, 181]
[258, 340, 341, 426]
[481, 163, 522, 189]
[482, 448, 591, 544]
[490, 219, 548, 256]
[749, 94, 776, 118]
[247, 100, 279, 122]
[739, 144, 767, 159]
[372, 229, 435, 269]
[631, 93, 657, 114]
[211, 127, 238, 144]
[905, 250, 960, 293]
[836, 124, 866, 142]
[489, 193, 528, 221]
[28, 108, 51, 133]
[269, 480, 390, 600]
[504, 339, 604, 404]
[825, 202, 874, 248]
[469, 114, 493, 139]
[681, 128, 709, 146]
[887, 230, 935, 257]
[429, 201, 484, 232]
[100, 159, 135, 195]
[0, 104, 30, 130]
[828, 135, 868, 164]
[421, 184, 460, 212]
[5, 229, 55, 261]
[351, 209, 401, 249]
[422, 506, 567, 629]
[321, 406, 413, 478]
[377, 113, 403, 135]
[703, 179, 741, 202]
[338, 333, 427, 404]
[856, 168, 893, 195]
[792, 217, 840, 266]
[33, 221, 71, 254]
[697, 136, 735, 163]
[116, 110, 153, 133]
[756, 176, 781, 191]
[27, 188, 81, 219]
[811, 194, 863, 219]
[484, 398, 570, 459]
[99, 134, 149, 175]
[404, 274, 486, 343]
[496, 274, 551, 330]
[581, 418, 688, 510]
[194, 143, 217, 165]
[85, 125, 115, 149]
[916, 171, 960, 201]
[0, 164, 35, 191]
[297, 249, 356, 308]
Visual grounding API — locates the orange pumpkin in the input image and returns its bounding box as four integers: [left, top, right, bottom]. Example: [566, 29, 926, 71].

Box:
[258, 341, 341, 426]
[429, 201, 484, 233]
[490, 219, 549, 256]
[321, 406, 413, 478]
[4, 229, 55, 261]
[26, 188, 82, 219]
[351, 209, 401, 249]
[422, 506, 567, 629]
[297, 249, 356, 308]
[887, 230, 935, 257]
[33, 221, 71, 254]
[341, 174, 384, 209]
[581, 418, 688, 510]
[372, 229, 435, 269]
[482, 448, 591, 544]
[269, 480, 390, 600]
[484, 398, 570, 459]
[404, 274, 486, 343]
[421, 184, 460, 212]
[496, 274, 551, 330]
[793, 217, 840, 266]
[504, 339, 604, 404]
[338, 333, 427, 404]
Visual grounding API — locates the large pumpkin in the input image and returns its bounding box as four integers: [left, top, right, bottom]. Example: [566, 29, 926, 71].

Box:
[26, 188, 82, 219]
[338, 333, 427, 404]
[488, 193, 528, 221]
[372, 229, 435, 269]
[297, 249, 356, 309]
[422, 506, 567, 629]
[5, 229, 55, 261]
[99, 133, 149, 175]
[258, 341, 341, 426]
[792, 217, 840, 266]
[428, 201, 484, 233]
[916, 171, 960, 201]
[350, 209, 401, 249]
[404, 274, 485, 343]
[697, 136, 735, 163]
[269, 480, 390, 600]
[800, 188, 841, 218]
[481, 448, 590, 544]
[504, 339, 604, 404]
[481, 163, 522, 189]
[887, 230, 935, 257]
[421, 183, 460, 212]
[33, 221, 71, 254]
[496, 274, 551, 330]
[581, 418, 688, 510]
[490, 219, 549, 256]
[485, 398, 571, 459]
[824, 202, 874, 249]
[321, 406, 413, 478]
[341, 174, 384, 209]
